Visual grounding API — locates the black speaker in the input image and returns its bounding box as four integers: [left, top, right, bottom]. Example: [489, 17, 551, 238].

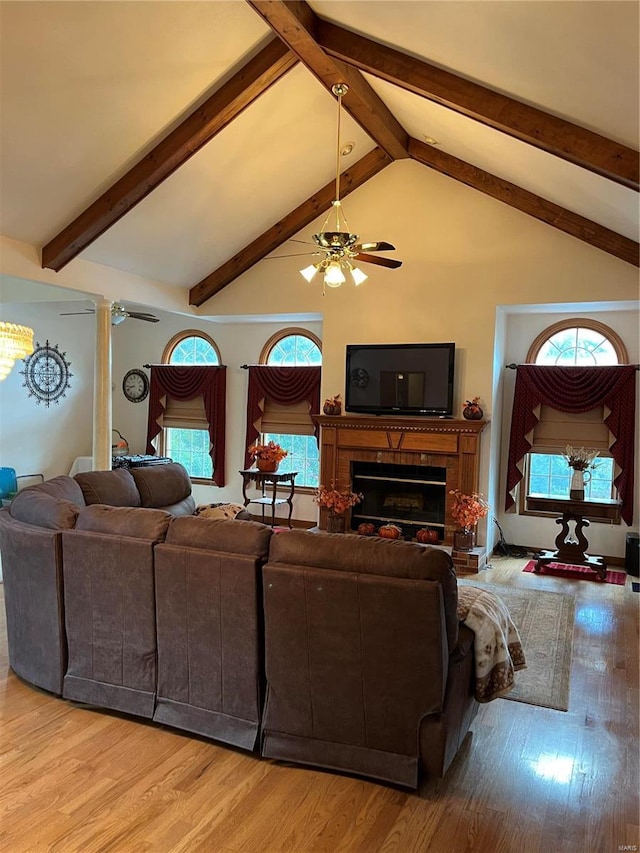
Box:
[625, 533, 640, 577]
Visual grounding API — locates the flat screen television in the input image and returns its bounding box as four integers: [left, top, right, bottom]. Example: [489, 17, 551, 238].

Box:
[345, 342, 455, 416]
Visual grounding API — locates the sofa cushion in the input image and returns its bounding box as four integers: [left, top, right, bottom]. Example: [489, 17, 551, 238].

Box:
[268, 529, 459, 651]
[166, 516, 271, 557]
[130, 463, 191, 509]
[9, 491, 80, 530]
[75, 469, 141, 507]
[75, 505, 171, 541]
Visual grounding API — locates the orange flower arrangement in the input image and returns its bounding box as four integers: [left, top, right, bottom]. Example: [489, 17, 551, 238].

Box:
[248, 440, 288, 463]
[449, 489, 489, 533]
[314, 482, 363, 516]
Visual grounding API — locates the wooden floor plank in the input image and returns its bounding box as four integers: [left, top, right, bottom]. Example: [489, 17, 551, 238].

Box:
[1, 556, 638, 852]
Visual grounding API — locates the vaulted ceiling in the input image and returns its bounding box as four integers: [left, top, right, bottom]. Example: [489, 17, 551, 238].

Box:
[1, 0, 638, 312]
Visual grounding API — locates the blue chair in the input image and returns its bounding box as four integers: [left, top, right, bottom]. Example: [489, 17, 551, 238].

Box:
[0, 467, 44, 504]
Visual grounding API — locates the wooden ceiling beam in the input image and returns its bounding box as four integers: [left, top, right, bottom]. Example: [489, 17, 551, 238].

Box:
[189, 147, 392, 306]
[41, 38, 298, 272]
[409, 138, 639, 267]
[318, 20, 639, 191]
[245, 1, 409, 160]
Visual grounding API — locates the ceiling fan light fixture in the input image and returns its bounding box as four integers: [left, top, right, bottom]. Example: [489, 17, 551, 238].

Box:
[324, 262, 346, 287]
[300, 263, 319, 283]
[350, 265, 368, 286]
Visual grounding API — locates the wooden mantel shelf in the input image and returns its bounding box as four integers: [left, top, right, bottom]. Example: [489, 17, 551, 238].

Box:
[313, 415, 488, 543]
[313, 415, 488, 435]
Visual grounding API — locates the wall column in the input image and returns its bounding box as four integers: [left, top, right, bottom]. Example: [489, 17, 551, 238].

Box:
[92, 299, 112, 470]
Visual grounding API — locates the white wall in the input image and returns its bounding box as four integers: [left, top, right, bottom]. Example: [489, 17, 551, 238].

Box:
[0, 301, 96, 480]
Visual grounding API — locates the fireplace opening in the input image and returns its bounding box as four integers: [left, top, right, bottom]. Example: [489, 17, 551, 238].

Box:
[350, 461, 446, 539]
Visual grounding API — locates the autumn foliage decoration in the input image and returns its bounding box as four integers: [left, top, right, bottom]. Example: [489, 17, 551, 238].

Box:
[449, 489, 489, 534]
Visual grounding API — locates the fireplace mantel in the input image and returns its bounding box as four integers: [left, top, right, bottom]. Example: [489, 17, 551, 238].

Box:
[313, 415, 488, 543]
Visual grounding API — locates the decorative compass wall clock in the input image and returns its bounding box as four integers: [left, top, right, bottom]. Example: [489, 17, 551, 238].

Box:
[20, 339, 73, 407]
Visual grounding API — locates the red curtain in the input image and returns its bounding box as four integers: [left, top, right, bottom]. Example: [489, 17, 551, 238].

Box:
[506, 365, 637, 525]
[146, 365, 226, 487]
[244, 366, 321, 468]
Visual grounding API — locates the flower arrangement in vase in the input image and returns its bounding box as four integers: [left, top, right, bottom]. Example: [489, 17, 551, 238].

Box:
[563, 445, 599, 499]
[248, 440, 288, 472]
[314, 481, 363, 533]
[449, 489, 489, 551]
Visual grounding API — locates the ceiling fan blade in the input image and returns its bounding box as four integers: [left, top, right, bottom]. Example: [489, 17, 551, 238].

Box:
[354, 241, 396, 252]
[127, 312, 159, 322]
[59, 310, 95, 315]
[353, 252, 403, 269]
[266, 251, 322, 260]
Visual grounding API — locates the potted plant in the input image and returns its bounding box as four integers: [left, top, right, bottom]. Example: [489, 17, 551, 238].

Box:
[449, 489, 489, 551]
[314, 482, 363, 533]
[248, 440, 288, 472]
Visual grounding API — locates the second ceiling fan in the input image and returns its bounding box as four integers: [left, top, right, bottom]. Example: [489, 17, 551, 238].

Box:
[60, 302, 159, 325]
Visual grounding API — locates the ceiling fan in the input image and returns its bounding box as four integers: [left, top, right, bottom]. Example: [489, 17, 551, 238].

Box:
[60, 302, 159, 325]
[270, 83, 402, 294]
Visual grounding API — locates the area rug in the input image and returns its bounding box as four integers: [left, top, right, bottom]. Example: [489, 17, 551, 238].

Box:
[458, 580, 574, 711]
[523, 560, 626, 585]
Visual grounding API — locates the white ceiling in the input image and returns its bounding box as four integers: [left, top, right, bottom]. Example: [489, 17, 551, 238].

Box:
[1, 1, 638, 304]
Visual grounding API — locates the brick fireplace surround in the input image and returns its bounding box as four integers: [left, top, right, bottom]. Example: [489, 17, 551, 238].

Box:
[314, 415, 488, 565]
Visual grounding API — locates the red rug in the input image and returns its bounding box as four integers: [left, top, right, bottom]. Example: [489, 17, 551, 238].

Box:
[523, 560, 626, 585]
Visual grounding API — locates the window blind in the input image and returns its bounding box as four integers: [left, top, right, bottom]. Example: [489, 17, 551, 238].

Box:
[530, 405, 611, 454]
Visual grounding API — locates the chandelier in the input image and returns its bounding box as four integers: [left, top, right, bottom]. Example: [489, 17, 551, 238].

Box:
[0, 321, 35, 381]
[300, 83, 368, 293]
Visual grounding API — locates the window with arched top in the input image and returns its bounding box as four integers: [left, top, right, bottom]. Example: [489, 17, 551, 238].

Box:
[258, 329, 322, 488]
[522, 319, 628, 515]
[160, 331, 221, 479]
[527, 319, 627, 366]
[260, 329, 322, 366]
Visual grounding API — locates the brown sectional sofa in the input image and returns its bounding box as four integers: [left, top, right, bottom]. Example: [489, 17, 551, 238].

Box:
[0, 466, 479, 788]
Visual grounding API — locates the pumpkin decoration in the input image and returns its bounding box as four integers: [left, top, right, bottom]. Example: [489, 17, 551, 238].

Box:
[378, 523, 403, 540]
[416, 528, 439, 544]
[462, 396, 483, 420]
[357, 522, 376, 536]
[323, 394, 342, 416]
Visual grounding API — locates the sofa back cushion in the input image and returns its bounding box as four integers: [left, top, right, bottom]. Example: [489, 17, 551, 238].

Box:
[166, 515, 271, 556]
[268, 530, 458, 649]
[75, 505, 171, 541]
[130, 463, 192, 510]
[9, 475, 84, 530]
[75, 469, 141, 507]
[9, 491, 80, 530]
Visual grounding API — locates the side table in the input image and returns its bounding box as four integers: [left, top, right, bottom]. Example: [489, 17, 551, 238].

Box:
[526, 495, 620, 580]
[239, 469, 298, 528]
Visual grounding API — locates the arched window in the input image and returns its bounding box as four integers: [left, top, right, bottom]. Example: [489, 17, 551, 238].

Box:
[259, 329, 322, 488]
[527, 319, 627, 366]
[260, 329, 322, 366]
[523, 320, 628, 509]
[161, 331, 221, 479]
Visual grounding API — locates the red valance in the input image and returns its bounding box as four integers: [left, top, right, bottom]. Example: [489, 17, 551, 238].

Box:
[506, 365, 637, 525]
[145, 365, 226, 487]
[244, 366, 321, 468]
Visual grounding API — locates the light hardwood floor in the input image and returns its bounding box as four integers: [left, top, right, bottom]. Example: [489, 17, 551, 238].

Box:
[1, 557, 638, 853]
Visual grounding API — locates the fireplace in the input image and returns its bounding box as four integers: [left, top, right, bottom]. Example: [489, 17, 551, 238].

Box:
[351, 461, 446, 539]
[314, 414, 487, 545]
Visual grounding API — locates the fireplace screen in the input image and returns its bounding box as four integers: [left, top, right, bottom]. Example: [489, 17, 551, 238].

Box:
[351, 461, 446, 537]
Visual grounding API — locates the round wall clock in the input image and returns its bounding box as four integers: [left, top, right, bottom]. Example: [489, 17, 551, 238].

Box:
[122, 368, 149, 403]
[20, 339, 73, 407]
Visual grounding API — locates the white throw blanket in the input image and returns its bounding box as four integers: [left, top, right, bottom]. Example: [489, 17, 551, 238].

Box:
[457, 585, 527, 703]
